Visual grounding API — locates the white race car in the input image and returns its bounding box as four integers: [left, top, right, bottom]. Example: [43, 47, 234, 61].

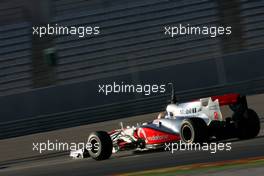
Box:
[70, 84, 260, 160]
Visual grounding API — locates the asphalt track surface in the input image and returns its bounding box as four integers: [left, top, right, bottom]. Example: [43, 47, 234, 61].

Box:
[0, 95, 264, 176]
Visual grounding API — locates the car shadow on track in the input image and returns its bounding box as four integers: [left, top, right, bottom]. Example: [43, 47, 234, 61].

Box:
[113, 135, 264, 159]
[219, 135, 264, 143]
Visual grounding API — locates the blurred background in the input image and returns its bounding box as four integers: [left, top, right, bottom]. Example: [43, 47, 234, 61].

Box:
[0, 0, 263, 138]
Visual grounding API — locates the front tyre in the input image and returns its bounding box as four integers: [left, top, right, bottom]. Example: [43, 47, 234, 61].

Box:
[88, 131, 113, 160]
[233, 109, 260, 139]
[180, 118, 208, 143]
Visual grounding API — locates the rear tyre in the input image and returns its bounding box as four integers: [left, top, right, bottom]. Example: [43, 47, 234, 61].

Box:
[233, 109, 260, 139]
[88, 131, 113, 160]
[180, 118, 208, 143]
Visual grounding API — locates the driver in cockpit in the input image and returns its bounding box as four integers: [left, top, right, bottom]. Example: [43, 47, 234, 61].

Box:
[157, 111, 166, 119]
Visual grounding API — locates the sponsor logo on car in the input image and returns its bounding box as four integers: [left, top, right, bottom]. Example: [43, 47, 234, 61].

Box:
[147, 135, 169, 141]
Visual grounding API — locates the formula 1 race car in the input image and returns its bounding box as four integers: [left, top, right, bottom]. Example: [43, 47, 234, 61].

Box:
[70, 84, 260, 160]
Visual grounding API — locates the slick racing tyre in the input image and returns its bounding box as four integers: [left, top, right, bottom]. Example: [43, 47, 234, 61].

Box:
[233, 109, 260, 139]
[180, 118, 208, 143]
[88, 131, 113, 160]
[83, 148, 90, 158]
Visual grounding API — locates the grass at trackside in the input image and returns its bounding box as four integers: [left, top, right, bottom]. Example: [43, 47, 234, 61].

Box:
[118, 157, 264, 176]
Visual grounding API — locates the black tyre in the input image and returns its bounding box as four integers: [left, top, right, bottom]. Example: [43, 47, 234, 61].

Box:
[83, 148, 90, 158]
[233, 109, 260, 139]
[180, 118, 208, 143]
[88, 131, 113, 160]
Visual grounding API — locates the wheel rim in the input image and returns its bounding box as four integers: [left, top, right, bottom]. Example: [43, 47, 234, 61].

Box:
[182, 125, 193, 142]
[90, 138, 99, 154]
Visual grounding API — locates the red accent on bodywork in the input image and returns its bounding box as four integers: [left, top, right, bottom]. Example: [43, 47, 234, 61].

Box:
[138, 127, 180, 144]
[117, 140, 128, 149]
[133, 129, 139, 139]
[108, 130, 118, 135]
[214, 112, 218, 120]
[212, 93, 240, 106]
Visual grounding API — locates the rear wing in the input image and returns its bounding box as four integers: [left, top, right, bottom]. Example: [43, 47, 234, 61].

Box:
[211, 93, 240, 106]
